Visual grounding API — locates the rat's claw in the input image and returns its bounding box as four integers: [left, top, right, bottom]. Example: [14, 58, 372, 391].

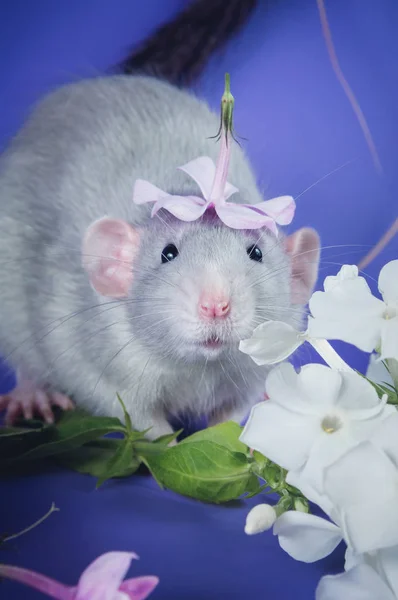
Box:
[51, 391, 74, 411]
[34, 389, 54, 424]
[3, 397, 24, 426]
[0, 386, 74, 426]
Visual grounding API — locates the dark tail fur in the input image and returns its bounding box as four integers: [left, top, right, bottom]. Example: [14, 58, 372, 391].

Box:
[122, 0, 257, 86]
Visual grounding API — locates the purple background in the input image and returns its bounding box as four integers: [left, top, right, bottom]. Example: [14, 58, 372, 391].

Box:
[0, 1, 397, 598]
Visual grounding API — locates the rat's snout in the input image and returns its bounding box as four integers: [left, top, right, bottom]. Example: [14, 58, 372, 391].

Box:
[198, 292, 230, 319]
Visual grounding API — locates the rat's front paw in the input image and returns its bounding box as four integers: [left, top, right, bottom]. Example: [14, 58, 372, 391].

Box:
[0, 383, 74, 426]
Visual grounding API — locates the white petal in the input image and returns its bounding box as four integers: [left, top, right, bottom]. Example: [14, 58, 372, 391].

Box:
[245, 504, 277, 534]
[265, 363, 339, 414]
[378, 260, 398, 305]
[344, 547, 364, 572]
[316, 564, 395, 600]
[296, 364, 343, 410]
[336, 370, 384, 416]
[239, 321, 303, 365]
[377, 545, 398, 597]
[299, 428, 359, 493]
[239, 401, 318, 471]
[308, 275, 385, 352]
[370, 411, 398, 468]
[323, 442, 398, 553]
[380, 316, 398, 361]
[285, 470, 335, 518]
[323, 265, 359, 291]
[324, 441, 398, 508]
[273, 511, 342, 562]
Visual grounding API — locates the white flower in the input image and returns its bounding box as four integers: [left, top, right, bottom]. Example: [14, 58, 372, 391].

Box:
[316, 550, 398, 600]
[239, 363, 394, 492]
[273, 511, 343, 563]
[322, 411, 398, 555]
[308, 260, 398, 361]
[239, 321, 351, 371]
[244, 504, 277, 535]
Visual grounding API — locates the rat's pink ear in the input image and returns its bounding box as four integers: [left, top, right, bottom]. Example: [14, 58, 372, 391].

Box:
[285, 227, 320, 304]
[82, 217, 140, 298]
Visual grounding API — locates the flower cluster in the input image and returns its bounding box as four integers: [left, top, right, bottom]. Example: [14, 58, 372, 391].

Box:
[239, 259, 398, 599]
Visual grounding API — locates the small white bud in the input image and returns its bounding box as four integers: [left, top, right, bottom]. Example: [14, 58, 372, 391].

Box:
[244, 504, 277, 535]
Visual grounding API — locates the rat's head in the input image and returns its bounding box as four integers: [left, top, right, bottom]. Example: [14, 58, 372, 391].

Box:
[82, 214, 320, 362]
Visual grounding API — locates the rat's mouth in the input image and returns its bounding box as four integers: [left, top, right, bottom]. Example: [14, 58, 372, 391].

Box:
[200, 335, 224, 350]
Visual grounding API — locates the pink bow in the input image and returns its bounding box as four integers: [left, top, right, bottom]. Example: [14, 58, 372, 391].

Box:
[133, 154, 295, 235]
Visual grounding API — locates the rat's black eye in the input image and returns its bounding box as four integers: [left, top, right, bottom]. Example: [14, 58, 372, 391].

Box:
[161, 244, 179, 263]
[247, 244, 263, 262]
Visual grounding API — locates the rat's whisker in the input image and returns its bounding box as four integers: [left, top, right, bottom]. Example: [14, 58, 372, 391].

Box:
[294, 159, 354, 202]
[218, 358, 240, 394]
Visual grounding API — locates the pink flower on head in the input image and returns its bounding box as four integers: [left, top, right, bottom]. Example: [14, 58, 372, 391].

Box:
[133, 141, 295, 235]
[0, 551, 158, 600]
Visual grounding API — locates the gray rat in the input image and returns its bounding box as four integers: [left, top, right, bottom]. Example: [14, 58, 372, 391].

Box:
[0, 0, 320, 437]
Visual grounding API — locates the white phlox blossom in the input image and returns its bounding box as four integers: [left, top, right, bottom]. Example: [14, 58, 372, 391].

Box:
[239, 362, 395, 493]
[270, 413, 398, 599]
[308, 261, 398, 361]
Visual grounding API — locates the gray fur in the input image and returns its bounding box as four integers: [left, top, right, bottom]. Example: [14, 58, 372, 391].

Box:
[0, 75, 301, 437]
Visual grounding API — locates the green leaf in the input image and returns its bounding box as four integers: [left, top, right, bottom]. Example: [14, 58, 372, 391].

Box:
[142, 440, 253, 503]
[133, 429, 183, 458]
[179, 421, 247, 454]
[56, 438, 137, 479]
[0, 419, 47, 436]
[0, 410, 126, 467]
[0, 422, 55, 468]
[96, 438, 138, 488]
[243, 474, 262, 495]
[153, 430, 183, 446]
[251, 450, 269, 473]
[116, 393, 133, 434]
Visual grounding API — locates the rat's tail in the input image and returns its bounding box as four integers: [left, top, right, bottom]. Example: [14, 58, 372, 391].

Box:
[121, 0, 257, 87]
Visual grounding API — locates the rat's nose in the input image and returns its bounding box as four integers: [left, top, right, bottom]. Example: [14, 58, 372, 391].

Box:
[198, 294, 230, 319]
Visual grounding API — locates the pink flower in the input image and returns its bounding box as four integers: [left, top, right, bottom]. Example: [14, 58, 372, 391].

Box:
[0, 551, 159, 600]
[133, 139, 295, 234]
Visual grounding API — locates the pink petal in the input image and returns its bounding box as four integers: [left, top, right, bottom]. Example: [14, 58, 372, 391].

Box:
[151, 195, 208, 221]
[76, 552, 138, 600]
[178, 156, 238, 201]
[254, 195, 296, 225]
[120, 576, 159, 600]
[216, 203, 279, 234]
[133, 180, 169, 205]
[178, 156, 215, 199]
[223, 181, 240, 201]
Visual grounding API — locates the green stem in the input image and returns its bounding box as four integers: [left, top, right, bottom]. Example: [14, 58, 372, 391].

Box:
[4, 503, 59, 542]
[209, 73, 234, 203]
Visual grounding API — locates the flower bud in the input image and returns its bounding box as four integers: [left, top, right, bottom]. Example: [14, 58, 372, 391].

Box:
[293, 497, 310, 513]
[244, 504, 277, 535]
